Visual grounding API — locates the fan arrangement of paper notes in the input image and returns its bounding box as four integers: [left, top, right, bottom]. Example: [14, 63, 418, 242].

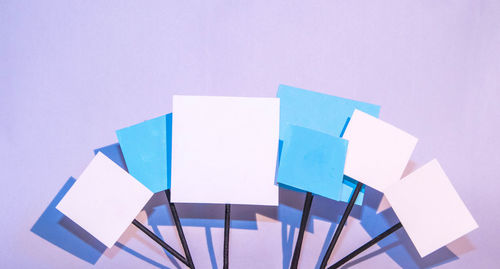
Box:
[50, 85, 477, 269]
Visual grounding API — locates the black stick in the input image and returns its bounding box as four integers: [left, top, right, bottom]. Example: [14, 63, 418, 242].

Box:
[224, 204, 231, 269]
[328, 222, 403, 269]
[290, 191, 314, 269]
[165, 190, 195, 268]
[319, 182, 364, 268]
[132, 219, 190, 267]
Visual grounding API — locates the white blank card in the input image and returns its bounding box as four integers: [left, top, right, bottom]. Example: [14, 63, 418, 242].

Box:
[343, 109, 418, 192]
[171, 95, 280, 205]
[385, 159, 478, 257]
[56, 152, 153, 248]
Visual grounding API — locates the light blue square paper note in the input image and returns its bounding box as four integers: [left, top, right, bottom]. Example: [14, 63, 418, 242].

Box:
[278, 125, 348, 201]
[116, 114, 172, 193]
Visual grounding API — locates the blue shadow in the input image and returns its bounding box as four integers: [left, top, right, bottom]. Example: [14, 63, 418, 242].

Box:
[94, 143, 128, 170]
[31, 177, 106, 264]
[278, 203, 301, 269]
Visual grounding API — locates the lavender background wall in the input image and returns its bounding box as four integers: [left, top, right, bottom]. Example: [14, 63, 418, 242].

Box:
[1, 1, 499, 268]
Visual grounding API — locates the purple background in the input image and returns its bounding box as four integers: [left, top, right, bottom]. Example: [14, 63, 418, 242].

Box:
[2, 1, 499, 268]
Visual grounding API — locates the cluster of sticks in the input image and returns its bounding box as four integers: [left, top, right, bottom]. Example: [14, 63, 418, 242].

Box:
[142, 184, 396, 269]
[291, 184, 400, 269]
[132, 189, 195, 268]
[132, 191, 232, 269]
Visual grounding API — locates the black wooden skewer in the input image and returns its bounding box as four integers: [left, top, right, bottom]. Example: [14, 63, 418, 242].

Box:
[224, 204, 231, 269]
[319, 182, 364, 268]
[328, 222, 403, 269]
[165, 189, 195, 268]
[290, 191, 314, 269]
[132, 219, 190, 267]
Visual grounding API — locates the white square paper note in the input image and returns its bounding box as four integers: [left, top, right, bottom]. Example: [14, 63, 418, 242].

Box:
[171, 95, 280, 205]
[56, 152, 153, 248]
[343, 109, 418, 192]
[385, 159, 478, 257]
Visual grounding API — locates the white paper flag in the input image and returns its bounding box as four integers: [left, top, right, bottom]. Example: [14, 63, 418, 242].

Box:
[343, 109, 418, 192]
[385, 159, 478, 257]
[56, 152, 153, 248]
[171, 95, 280, 205]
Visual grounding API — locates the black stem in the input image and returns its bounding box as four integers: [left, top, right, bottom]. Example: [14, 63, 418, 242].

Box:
[290, 192, 314, 269]
[224, 204, 231, 269]
[165, 189, 195, 268]
[320, 182, 363, 268]
[328, 222, 403, 269]
[132, 219, 190, 267]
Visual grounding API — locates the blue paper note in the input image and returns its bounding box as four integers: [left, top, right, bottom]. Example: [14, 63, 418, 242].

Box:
[116, 114, 172, 193]
[278, 125, 348, 200]
[277, 85, 380, 205]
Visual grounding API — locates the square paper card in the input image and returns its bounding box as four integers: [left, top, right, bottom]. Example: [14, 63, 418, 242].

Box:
[116, 114, 171, 193]
[278, 125, 348, 200]
[277, 85, 380, 205]
[343, 109, 418, 192]
[171, 95, 280, 206]
[385, 159, 478, 257]
[56, 152, 153, 248]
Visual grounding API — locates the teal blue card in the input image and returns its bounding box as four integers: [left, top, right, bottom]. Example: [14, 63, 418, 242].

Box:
[278, 125, 348, 200]
[277, 85, 380, 205]
[116, 114, 172, 193]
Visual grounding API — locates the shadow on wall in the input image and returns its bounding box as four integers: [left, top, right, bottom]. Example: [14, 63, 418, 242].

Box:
[30, 176, 106, 264]
[30, 144, 177, 268]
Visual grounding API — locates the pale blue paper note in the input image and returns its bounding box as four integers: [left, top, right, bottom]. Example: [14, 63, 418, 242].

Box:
[277, 85, 380, 204]
[278, 125, 348, 200]
[116, 114, 172, 193]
